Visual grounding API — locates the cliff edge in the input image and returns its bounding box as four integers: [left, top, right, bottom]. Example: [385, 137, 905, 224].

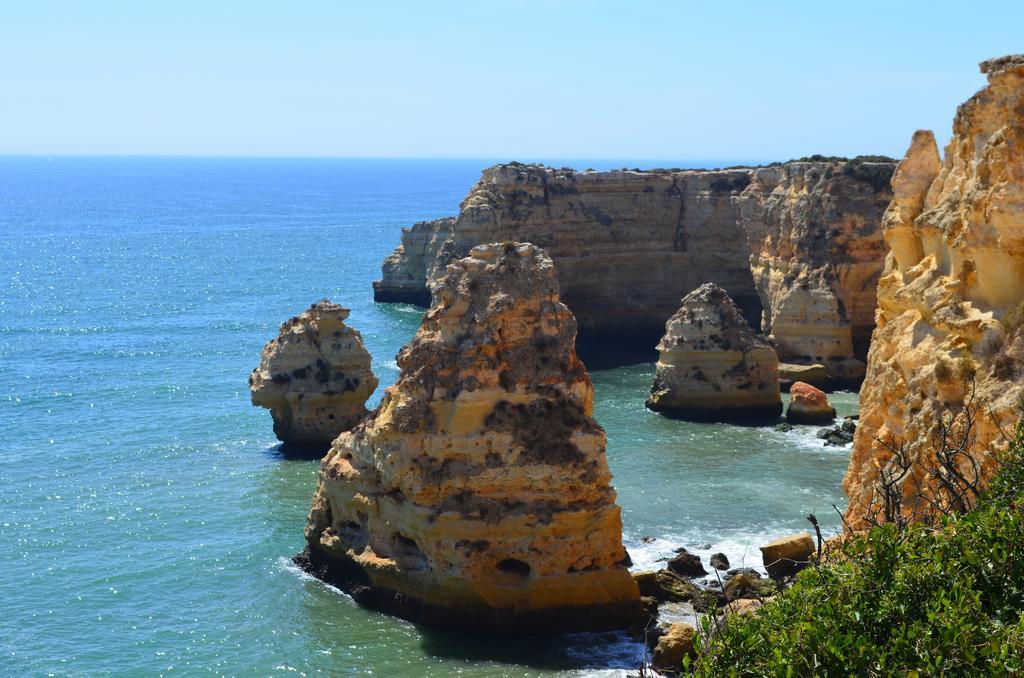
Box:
[844, 56, 1024, 525]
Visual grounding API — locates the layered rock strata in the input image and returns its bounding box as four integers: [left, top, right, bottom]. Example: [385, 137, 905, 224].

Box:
[374, 159, 895, 378]
[844, 56, 1024, 526]
[250, 301, 378, 449]
[741, 159, 893, 381]
[299, 243, 641, 632]
[647, 283, 782, 421]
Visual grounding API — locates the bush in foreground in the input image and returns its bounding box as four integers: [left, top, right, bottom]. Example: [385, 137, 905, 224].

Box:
[691, 423, 1024, 676]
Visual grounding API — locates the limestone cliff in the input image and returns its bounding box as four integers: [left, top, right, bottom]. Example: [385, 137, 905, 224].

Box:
[373, 160, 894, 377]
[301, 243, 641, 632]
[250, 301, 377, 449]
[741, 160, 894, 381]
[844, 56, 1024, 526]
[647, 283, 782, 421]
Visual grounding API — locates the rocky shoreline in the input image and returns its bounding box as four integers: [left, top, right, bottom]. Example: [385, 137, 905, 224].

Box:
[245, 51, 1024, 676]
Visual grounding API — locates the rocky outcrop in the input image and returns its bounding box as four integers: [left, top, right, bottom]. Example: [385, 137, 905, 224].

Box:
[646, 283, 782, 421]
[844, 56, 1024, 527]
[760, 532, 815, 579]
[299, 243, 641, 632]
[250, 301, 377, 449]
[741, 160, 894, 382]
[650, 623, 697, 674]
[374, 159, 895, 377]
[376, 217, 456, 306]
[786, 382, 836, 424]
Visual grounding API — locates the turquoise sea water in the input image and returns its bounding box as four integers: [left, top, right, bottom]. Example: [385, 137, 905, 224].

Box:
[1, 157, 857, 676]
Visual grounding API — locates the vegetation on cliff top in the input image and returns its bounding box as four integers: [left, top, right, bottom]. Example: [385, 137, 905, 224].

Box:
[690, 421, 1024, 676]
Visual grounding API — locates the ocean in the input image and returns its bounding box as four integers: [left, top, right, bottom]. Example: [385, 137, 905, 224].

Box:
[0, 156, 856, 675]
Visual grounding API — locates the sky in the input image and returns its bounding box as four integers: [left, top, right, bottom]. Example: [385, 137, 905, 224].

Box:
[1, 1, 1021, 163]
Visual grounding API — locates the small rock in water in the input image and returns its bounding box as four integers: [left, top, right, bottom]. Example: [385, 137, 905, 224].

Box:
[641, 535, 657, 543]
[786, 381, 837, 424]
[710, 552, 730, 570]
[724, 567, 760, 581]
[694, 543, 712, 550]
[667, 549, 708, 577]
[774, 422, 794, 432]
[817, 417, 856, 446]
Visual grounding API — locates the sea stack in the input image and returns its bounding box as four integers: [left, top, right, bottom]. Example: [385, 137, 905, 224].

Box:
[786, 382, 836, 424]
[250, 301, 378, 450]
[298, 242, 642, 632]
[646, 283, 782, 421]
[844, 56, 1024, 527]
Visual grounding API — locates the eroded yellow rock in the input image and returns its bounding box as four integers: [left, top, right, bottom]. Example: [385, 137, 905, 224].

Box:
[250, 301, 377, 449]
[844, 56, 1024, 527]
[300, 243, 641, 632]
[647, 283, 782, 421]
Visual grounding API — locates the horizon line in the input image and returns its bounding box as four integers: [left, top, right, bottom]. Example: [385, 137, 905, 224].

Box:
[0, 152, 790, 165]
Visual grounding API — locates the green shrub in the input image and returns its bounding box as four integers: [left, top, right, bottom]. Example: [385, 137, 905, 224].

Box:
[691, 423, 1024, 676]
[842, 156, 896, 192]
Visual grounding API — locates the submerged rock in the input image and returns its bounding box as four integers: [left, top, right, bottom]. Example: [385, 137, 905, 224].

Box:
[845, 56, 1024, 528]
[818, 418, 857, 446]
[785, 381, 836, 424]
[250, 301, 377, 450]
[646, 283, 782, 421]
[298, 243, 641, 633]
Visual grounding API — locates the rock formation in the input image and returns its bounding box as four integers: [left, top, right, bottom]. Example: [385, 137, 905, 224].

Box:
[844, 56, 1024, 527]
[298, 243, 641, 632]
[741, 160, 894, 382]
[760, 532, 815, 579]
[646, 283, 782, 421]
[786, 382, 836, 424]
[650, 623, 697, 673]
[250, 301, 378, 449]
[374, 159, 895, 380]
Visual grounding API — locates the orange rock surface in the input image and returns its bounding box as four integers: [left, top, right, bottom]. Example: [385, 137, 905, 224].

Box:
[299, 243, 641, 632]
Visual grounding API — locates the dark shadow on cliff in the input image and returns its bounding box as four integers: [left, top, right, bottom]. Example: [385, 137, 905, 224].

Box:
[417, 627, 644, 671]
[575, 327, 661, 369]
[261, 442, 329, 461]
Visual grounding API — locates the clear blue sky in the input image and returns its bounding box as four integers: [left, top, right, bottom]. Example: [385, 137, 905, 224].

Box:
[1, 1, 1020, 162]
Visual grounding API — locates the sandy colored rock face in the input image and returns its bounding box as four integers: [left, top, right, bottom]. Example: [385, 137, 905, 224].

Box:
[741, 162, 893, 381]
[249, 301, 378, 449]
[300, 243, 641, 632]
[786, 382, 836, 424]
[647, 283, 782, 421]
[777, 362, 829, 387]
[652, 622, 696, 673]
[373, 161, 894, 377]
[844, 56, 1024, 527]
